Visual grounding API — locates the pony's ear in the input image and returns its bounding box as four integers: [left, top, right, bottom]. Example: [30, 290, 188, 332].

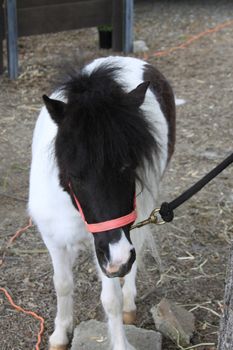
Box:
[42, 95, 66, 124]
[128, 81, 150, 107]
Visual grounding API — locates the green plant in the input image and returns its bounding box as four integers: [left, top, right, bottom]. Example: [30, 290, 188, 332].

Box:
[98, 25, 112, 32]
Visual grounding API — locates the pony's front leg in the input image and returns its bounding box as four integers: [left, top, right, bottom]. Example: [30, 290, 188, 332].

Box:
[44, 238, 77, 350]
[122, 262, 137, 325]
[100, 271, 136, 350]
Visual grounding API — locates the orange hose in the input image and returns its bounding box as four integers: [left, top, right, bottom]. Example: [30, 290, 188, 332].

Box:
[0, 287, 45, 350]
[1, 218, 44, 349]
[143, 19, 233, 59]
[8, 218, 33, 245]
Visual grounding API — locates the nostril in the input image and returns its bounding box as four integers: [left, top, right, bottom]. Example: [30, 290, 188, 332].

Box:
[129, 248, 136, 263]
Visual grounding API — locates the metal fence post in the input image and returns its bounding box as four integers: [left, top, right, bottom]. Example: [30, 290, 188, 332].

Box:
[6, 0, 18, 79]
[0, 0, 4, 74]
[123, 0, 134, 54]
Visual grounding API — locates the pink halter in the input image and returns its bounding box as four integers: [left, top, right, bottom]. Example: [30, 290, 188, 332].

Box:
[69, 183, 137, 233]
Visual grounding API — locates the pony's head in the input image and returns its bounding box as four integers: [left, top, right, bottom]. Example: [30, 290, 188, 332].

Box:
[43, 66, 158, 278]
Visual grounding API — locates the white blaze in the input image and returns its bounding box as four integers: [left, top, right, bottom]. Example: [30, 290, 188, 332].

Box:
[106, 230, 133, 273]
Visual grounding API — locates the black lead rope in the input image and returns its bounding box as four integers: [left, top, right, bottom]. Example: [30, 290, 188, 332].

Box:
[159, 152, 233, 222]
[131, 152, 233, 230]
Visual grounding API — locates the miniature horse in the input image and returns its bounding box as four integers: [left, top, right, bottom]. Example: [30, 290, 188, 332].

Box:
[28, 56, 175, 350]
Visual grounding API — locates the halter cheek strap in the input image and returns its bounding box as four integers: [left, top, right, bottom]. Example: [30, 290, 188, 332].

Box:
[69, 183, 137, 233]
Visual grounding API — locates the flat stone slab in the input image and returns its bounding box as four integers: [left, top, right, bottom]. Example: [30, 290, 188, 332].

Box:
[151, 298, 195, 347]
[71, 320, 161, 350]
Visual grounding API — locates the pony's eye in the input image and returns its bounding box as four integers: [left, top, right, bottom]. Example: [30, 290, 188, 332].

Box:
[70, 174, 85, 186]
[120, 166, 127, 173]
[120, 164, 130, 173]
[120, 164, 136, 174]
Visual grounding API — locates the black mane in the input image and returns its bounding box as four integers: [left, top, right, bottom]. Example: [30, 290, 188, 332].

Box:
[56, 65, 158, 183]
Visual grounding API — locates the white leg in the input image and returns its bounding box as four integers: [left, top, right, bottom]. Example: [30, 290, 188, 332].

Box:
[44, 238, 78, 350]
[99, 269, 136, 350]
[122, 262, 137, 324]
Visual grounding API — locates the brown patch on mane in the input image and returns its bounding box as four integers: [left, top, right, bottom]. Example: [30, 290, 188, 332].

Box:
[143, 64, 176, 162]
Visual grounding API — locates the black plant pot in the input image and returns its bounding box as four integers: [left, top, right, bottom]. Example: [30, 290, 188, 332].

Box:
[98, 30, 112, 49]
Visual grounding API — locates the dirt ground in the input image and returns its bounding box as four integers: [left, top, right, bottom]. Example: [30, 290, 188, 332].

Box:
[0, 1, 233, 349]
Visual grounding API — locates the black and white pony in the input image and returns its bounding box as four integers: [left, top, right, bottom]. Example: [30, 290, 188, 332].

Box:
[28, 56, 176, 350]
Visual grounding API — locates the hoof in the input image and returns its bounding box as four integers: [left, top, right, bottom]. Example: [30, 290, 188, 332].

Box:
[49, 345, 68, 350]
[123, 310, 137, 325]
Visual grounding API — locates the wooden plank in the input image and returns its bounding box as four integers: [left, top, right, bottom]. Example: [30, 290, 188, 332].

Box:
[3, 0, 125, 77]
[6, 0, 18, 79]
[17, 0, 111, 37]
[18, 0, 91, 8]
[0, 0, 4, 73]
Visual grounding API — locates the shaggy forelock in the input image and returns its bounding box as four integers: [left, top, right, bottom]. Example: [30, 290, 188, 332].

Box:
[56, 65, 158, 181]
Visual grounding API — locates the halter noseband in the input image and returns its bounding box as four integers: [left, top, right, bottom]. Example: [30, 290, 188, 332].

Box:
[69, 183, 137, 233]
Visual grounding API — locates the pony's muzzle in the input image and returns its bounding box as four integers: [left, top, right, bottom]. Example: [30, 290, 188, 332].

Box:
[105, 248, 136, 278]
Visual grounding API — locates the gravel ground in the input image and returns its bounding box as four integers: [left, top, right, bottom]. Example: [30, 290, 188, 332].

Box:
[0, 1, 233, 349]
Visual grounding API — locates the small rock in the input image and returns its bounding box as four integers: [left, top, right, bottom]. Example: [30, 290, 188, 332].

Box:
[202, 149, 220, 160]
[175, 98, 186, 106]
[228, 193, 233, 203]
[71, 319, 161, 350]
[133, 40, 149, 53]
[151, 298, 195, 347]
